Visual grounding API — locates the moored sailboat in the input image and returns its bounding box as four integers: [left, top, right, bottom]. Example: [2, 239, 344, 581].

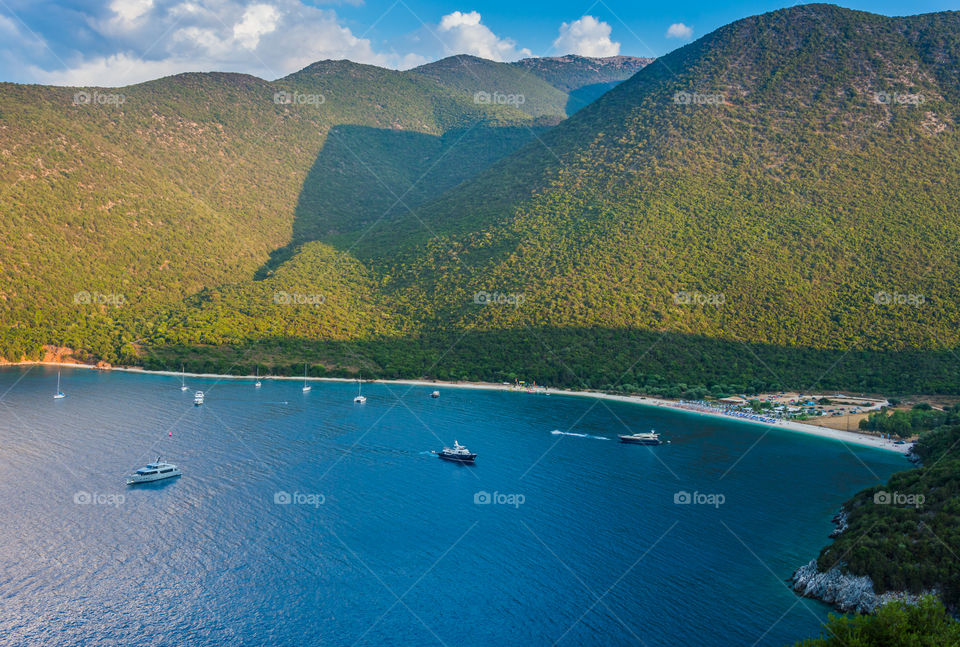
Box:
[53, 369, 66, 399]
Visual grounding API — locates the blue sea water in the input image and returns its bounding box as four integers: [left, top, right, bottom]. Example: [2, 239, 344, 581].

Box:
[0, 366, 907, 646]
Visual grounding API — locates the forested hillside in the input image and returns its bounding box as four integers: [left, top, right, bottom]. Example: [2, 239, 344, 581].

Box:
[3, 6, 960, 396]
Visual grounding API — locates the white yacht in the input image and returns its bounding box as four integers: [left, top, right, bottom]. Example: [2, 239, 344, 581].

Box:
[255, 367, 261, 388]
[302, 364, 311, 392]
[618, 430, 662, 445]
[194, 390, 204, 405]
[434, 441, 477, 463]
[431, 390, 440, 398]
[180, 364, 188, 391]
[127, 458, 182, 485]
[354, 375, 366, 403]
[53, 369, 66, 399]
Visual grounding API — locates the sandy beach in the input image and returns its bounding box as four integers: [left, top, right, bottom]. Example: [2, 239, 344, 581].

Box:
[9, 361, 913, 455]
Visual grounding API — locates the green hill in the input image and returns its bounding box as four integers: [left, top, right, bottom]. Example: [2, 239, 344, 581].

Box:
[3, 5, 960, 395]
[0, 59, 539, 358]
[335, 4, 960, 384]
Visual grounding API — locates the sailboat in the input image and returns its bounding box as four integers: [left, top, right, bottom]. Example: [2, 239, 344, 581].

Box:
[354, 374, 366, 403]
[255, 367, 262, 388]
[53, 369, 66, 399]
[302, 364, 311, 392]
[180, 364, 188, 391]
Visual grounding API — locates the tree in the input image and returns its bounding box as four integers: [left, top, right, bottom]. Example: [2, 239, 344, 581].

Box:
[795, 596, 960, 646]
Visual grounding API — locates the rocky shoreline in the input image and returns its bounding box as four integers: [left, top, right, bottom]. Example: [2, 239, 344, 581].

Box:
[791, 507, 935, 614]
[791, 559, 933, 614]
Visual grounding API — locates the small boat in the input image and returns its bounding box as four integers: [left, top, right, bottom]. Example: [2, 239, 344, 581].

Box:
[127, 457, 182, 485]
[434, 440, 477, 463]
[354, 375, 366, 403]
[53, 369, 66, 399]
[180, 364, 188, 391]
[619, 430, 662, 445]
[431, 390, 440, 398]
[255, 367, 261, 389]
[302, 364, 311, 392]
[193, 390, 204, 406]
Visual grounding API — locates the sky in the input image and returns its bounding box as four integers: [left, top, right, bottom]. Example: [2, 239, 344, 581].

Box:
[0, 0, 957, 86]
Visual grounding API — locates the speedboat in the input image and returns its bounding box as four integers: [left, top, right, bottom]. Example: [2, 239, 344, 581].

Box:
[193, 390, 204, 405]
[431, 390, 440, 398]
[434, 441, 476, 463]
[127, 458, 182, 485]
[619, 430, 661, 445]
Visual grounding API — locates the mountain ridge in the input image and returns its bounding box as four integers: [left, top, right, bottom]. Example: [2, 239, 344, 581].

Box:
[3, 4, 960, 396]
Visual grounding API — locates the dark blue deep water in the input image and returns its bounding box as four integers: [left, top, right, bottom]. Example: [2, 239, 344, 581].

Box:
[0, 366, 907, 646]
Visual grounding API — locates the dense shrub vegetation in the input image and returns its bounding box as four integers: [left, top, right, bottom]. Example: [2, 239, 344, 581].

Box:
[817, 425, 960, 604]
[860, 404, 960, 437]
[795, 596, 960, 646]
[2, 6, 960, 397]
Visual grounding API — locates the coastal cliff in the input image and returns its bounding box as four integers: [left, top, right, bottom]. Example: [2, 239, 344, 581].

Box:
[791, 559, 932, 614]
[791, 507, 935, 614]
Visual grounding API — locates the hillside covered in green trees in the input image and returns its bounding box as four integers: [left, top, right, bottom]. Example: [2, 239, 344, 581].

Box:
[814, 423, 960, 606]
[2, 5, 960, 396]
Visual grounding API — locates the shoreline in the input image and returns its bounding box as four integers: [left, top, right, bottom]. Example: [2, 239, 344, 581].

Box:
[6, 361, 911, 455]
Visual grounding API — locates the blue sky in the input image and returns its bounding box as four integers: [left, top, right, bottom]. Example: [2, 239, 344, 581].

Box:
[0, 0, 957, 86]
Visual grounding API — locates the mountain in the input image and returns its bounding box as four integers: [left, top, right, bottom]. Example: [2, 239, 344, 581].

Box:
[3, 5, 960, 396]
[0, 52, 635, 365]
[0, 58, 544, 359]
[512, 54, 653, 112]
[330, 3, 960, 389]
[410, 55, 569, 120]
[411, 54, 652, 118]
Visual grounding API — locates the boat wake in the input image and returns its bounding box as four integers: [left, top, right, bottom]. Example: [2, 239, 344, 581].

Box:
[550, 429, 610, 440]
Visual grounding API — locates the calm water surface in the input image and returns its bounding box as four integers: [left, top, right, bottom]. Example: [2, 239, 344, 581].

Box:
[0, 367, 907, 646]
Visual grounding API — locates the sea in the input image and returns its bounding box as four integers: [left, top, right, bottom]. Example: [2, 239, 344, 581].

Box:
[0, 366, 908, 646]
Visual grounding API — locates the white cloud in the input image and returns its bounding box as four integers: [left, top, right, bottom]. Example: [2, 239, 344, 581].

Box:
[435, 10, 531, 62]
[233, 4, 280, 50]
[28, 0, 412, 86]
[110, 0, 154, 24]
[666, 23, 693, 39]
[0, 14, 20, 34]
[552, 16, 619, 57]
[30, 52, 193, 87]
